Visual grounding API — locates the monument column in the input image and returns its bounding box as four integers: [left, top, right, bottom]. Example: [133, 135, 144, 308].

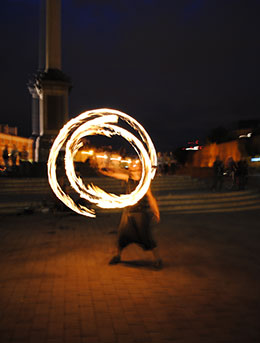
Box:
[29, 0, 71, 163]
[45, 0, 61, 71]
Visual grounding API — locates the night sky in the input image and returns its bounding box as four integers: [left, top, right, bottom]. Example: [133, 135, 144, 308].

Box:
[1, 0, 260, 151]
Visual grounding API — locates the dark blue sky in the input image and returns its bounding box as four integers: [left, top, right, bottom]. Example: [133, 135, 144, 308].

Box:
[0, 0, 260, 150]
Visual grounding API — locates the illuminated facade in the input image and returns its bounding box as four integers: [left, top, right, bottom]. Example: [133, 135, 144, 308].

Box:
[0, 128, 33, 166]
[192, 137, 260, 168]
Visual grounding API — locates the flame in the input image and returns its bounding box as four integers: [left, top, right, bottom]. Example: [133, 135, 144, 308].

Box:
[48, 108, 157, 218]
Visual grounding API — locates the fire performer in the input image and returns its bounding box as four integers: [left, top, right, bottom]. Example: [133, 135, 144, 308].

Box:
[100, 164, 162, 269]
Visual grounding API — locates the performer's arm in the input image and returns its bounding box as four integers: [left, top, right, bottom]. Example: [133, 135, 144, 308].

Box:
[99, 167, 129, 182]
[146, 188, 160, 223]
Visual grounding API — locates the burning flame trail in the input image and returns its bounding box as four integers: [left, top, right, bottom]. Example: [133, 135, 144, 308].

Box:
[48, 108, 157, 218]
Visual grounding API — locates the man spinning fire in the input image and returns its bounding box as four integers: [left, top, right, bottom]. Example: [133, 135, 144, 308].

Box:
[99, 160, 162, 269]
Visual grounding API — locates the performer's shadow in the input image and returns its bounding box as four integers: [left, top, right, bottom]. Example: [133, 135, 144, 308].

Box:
[120, 259, 159, 270]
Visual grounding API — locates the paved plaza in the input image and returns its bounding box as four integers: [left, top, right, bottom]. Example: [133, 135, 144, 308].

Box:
[0, 206, 259, 343]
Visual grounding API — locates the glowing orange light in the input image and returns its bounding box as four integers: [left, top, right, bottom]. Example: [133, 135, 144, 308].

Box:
[48, 108, 157, 218]
[81, 150, 94, 155]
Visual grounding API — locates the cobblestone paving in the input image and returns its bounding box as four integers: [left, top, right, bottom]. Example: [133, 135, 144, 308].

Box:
[0, 209, 259, 343]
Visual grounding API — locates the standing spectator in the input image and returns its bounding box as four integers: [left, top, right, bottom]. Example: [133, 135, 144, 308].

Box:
[19, 145, 29, 176]
[169, 152, 177, 174]
[211, 156, 224, 191]
[11, 144, 18, 166]
[163, 152, 169, 174]
[19, 146, 29, 162]
[226, 157, 237, 190]
[2, 145, 9, 168]
[157, 152, 163, 175]
[236, 159, 248, 190]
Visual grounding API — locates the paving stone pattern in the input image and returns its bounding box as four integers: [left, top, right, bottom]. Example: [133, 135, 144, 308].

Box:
[0, 209, 259, 343]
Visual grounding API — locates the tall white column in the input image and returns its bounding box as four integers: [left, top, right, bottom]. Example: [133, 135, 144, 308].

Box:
[45, 0, 61, 70]
[29, 0, 71, 163]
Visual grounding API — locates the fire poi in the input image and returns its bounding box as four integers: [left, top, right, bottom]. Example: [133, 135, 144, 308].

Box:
[47, 108, 157, 217]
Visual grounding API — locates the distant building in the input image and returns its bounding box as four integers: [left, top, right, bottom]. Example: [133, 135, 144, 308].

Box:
[191, 119, 260, 168]
[0, 125, 33, 166]
[192, 140, 243, 168]
[0, 124, 18, 136]
[192, 135, 260, 168]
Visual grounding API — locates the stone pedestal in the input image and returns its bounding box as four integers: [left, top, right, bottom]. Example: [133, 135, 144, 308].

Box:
[35, 68, 71, 162]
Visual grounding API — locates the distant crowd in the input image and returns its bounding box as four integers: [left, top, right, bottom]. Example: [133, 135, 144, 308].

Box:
[157, 151, 179, 175]
[211, 156, 249, 191]
[1, 144, 30, 175]
[0, 144, 250, 192]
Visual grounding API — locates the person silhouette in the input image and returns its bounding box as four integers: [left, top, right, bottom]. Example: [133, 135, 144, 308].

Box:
[11, 144, 18, 166]
[211, 156, 224, 191]
[2, 145, 9, 168]
[100, 163, 162, 269]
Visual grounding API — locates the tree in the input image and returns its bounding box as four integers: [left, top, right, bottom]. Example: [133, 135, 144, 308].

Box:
[206, 126, 231, 144]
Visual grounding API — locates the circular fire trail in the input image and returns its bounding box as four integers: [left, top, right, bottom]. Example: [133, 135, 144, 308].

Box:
[48, 108, 157, 218]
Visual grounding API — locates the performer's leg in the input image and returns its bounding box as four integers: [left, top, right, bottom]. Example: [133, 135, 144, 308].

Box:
[109, 212, 126, 265]
[151, 247, 163, 268]
[109, 247, 122, 265]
